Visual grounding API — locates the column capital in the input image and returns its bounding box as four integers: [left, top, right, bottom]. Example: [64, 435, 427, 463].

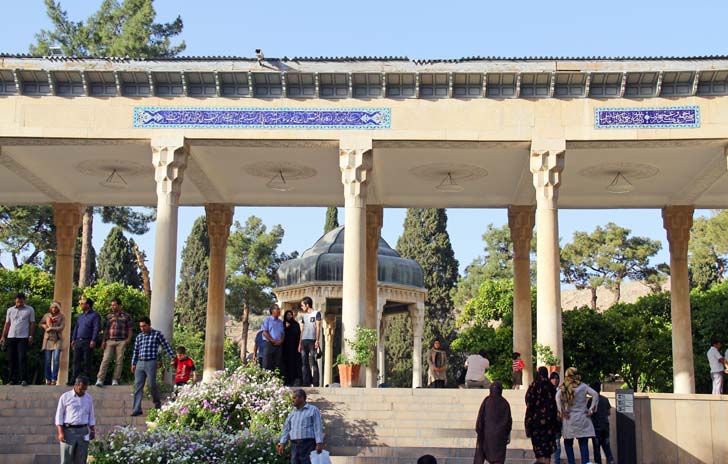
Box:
[52, 203, 83, 256]
[530, 146, 565, 209]
[409, 302, 425, 337]
[152, 136, 189, 207]
[662, 205, 694, 259]
[508, 205, 536, 261]
[323, 314, 336, 338]
[340, 148, 373, 207]
[205, 204, 234, 252]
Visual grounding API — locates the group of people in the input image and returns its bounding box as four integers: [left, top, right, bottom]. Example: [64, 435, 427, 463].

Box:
[255, 296, 322, 387]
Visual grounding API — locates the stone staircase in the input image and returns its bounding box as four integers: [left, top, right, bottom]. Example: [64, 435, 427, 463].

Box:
[306, 387, 537, 464]
[0, 385, 153, 464]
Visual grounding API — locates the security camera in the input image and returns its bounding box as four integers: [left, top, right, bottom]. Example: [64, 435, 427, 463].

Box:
[255, 49, 264, 63]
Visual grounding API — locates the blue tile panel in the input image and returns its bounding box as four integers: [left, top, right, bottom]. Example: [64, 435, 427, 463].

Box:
[133, 107, 391, 129]
[595, 106, 699, 129]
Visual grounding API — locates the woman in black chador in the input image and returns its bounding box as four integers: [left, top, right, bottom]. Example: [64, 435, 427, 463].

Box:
[281, 309, 302, 386]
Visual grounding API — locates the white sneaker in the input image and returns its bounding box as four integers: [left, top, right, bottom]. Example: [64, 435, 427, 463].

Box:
[111, 380, 119, 386]
[95, 380, 103, 387]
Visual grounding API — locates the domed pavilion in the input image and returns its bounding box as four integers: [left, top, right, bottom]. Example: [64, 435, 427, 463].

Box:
[275, 225, 427, 387]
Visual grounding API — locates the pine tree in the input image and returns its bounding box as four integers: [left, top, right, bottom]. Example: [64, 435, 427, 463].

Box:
[176, 217, 210, 333]
[387, 208, 460, 386]
[97, 226, 142, 288]
[324, 207, 339, 233]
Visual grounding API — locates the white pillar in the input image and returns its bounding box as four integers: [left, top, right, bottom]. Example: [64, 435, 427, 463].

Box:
[530, 144, 565, 370]
[365, 205, 383, 388]
[311, 296, 326, 387]
[376, 296, 386, 385]
[339, 145, 372, 359]
[323, 313, 336, 387]
[203, 204, 233, 380]
[662, 206, 695, 394]
[410, 302, 425, 388]
[508, 205, 535, 386]
[150, 136, 188, 343]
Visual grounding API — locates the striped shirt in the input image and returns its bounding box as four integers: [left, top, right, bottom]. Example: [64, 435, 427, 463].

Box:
[103, 311, 132, 341]
[131, 329, 174, 366]
[513, 359, 524, 372]
[279, 403, 324, 444]
[55, 390, 96, 427]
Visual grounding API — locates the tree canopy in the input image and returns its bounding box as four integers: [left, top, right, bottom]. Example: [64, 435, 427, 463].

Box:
[324, 207, 339, 234]
[176, 216, 210, 334]
[96, 226, 142, 288]
[689, 211, 728, 290]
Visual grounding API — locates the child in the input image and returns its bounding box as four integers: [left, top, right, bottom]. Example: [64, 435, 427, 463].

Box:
[171, 346, 197, 387]
[588, 381, 615, 464]
[512, 352, 524, 389]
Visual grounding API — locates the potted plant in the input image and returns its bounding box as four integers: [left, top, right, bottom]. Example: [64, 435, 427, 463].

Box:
[336, 327, 377, 387]
[535, 343, 561, 375]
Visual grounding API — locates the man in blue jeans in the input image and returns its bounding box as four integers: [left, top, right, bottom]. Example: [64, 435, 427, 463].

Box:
[130, 316, 174, 417]
[298, 297, 321, 387]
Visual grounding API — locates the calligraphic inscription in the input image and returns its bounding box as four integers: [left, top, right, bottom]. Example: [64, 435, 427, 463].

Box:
[133, 107, 391, 129]
[595, 106, 699, 129]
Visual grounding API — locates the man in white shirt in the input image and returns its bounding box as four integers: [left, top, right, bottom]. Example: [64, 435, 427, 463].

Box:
[55, 376, 96, 464]
[0, 293, 35, 386]
[464, 349, 491, 389]
[707, 339, 726, 395]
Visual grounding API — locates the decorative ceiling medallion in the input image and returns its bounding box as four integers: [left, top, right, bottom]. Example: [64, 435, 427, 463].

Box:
[74, 159, 148, 177]
[578, 162, 660, 180]
[242, 161, 317, 180]
[408, 163, 488, 182]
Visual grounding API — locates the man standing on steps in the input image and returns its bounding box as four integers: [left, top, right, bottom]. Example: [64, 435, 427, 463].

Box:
[0, 293, 35, 386]
[130, 316, 175, 417]
[55, 375, 95, 464]
[262, 304, 285, 373]
[277, 389, 324, 464]
[298, 297, 321, 387]
[95, 298, 133, 387]
[69, 297, 101, 386]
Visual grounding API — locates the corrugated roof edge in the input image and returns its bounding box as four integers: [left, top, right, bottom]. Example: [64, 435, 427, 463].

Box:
[3, 53, 728, 62]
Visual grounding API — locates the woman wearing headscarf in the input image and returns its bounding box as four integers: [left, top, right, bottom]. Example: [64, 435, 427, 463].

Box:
[281, 309, 302, 386]
[524, 366, 560, 463]
[555, 367, 599, 464]
[474, 381, 512, 464]
[427, 340, 447, 388]
[39, 301, 65, 385]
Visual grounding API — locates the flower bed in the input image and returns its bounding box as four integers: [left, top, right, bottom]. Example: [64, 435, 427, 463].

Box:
[91, 366, 292, 464]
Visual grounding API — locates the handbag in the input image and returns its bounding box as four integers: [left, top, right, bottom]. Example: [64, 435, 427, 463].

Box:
[309, 450, 331, 464]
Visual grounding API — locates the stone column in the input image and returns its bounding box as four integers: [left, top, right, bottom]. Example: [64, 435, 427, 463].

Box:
[508, 205, 535, 386]
[376, 297, 386, 385]
[662, 206, 695, 394]
[323, 313, 336, 386]
[150, 136, 188, 343]
[53, 203, 83, 386]
[365, 205, 383, 388]
[339, 145, 372, 358]
[202, 204, 234, 381]
[410, 302, 425, 388]
[311, 296, 326, 387]
[530, 145, 565, 369]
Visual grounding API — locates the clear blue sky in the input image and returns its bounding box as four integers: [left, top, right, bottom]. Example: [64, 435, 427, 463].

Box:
[2, 0, 725, 282]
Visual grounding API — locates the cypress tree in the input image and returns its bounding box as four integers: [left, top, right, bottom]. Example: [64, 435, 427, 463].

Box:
[176, 216, 210, 333]
[386, 208, 460, 386]
[324, 206, 339, 233]
[97, 226, 142, 288]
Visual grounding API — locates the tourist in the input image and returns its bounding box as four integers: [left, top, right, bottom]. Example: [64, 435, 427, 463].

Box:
[555, 367, 599, 464]
[95, 298, 133, 387]
[262, 303, 285, 372]
[464, 349, 491, 389]
[299, 297, 321, 387]
[277, 389, 324, 464]
[512, 352, 524, 390]
[417, 455, 438, 464]
[172, 345, 197, 386]
[68, 297, 101, 386]
[39, 301, 65, 385]
[253, 328, 266, 366]
[525, 367, 560, 464]
[427, 339, 447, 388]
[588, 381, 615, 464]
[707, 338, 726, 395]
[130, 316, 175, 416]
[550, 371, 563, 464]
[55, 375, 95, 464]
[282, 309, 302, 386]
[474, 381, 512, 464]
[0, 293, 35, 386]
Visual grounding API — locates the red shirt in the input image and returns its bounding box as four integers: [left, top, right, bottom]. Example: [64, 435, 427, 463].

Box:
[512, 359, 525, 372]
[173, 357, 196, 384]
